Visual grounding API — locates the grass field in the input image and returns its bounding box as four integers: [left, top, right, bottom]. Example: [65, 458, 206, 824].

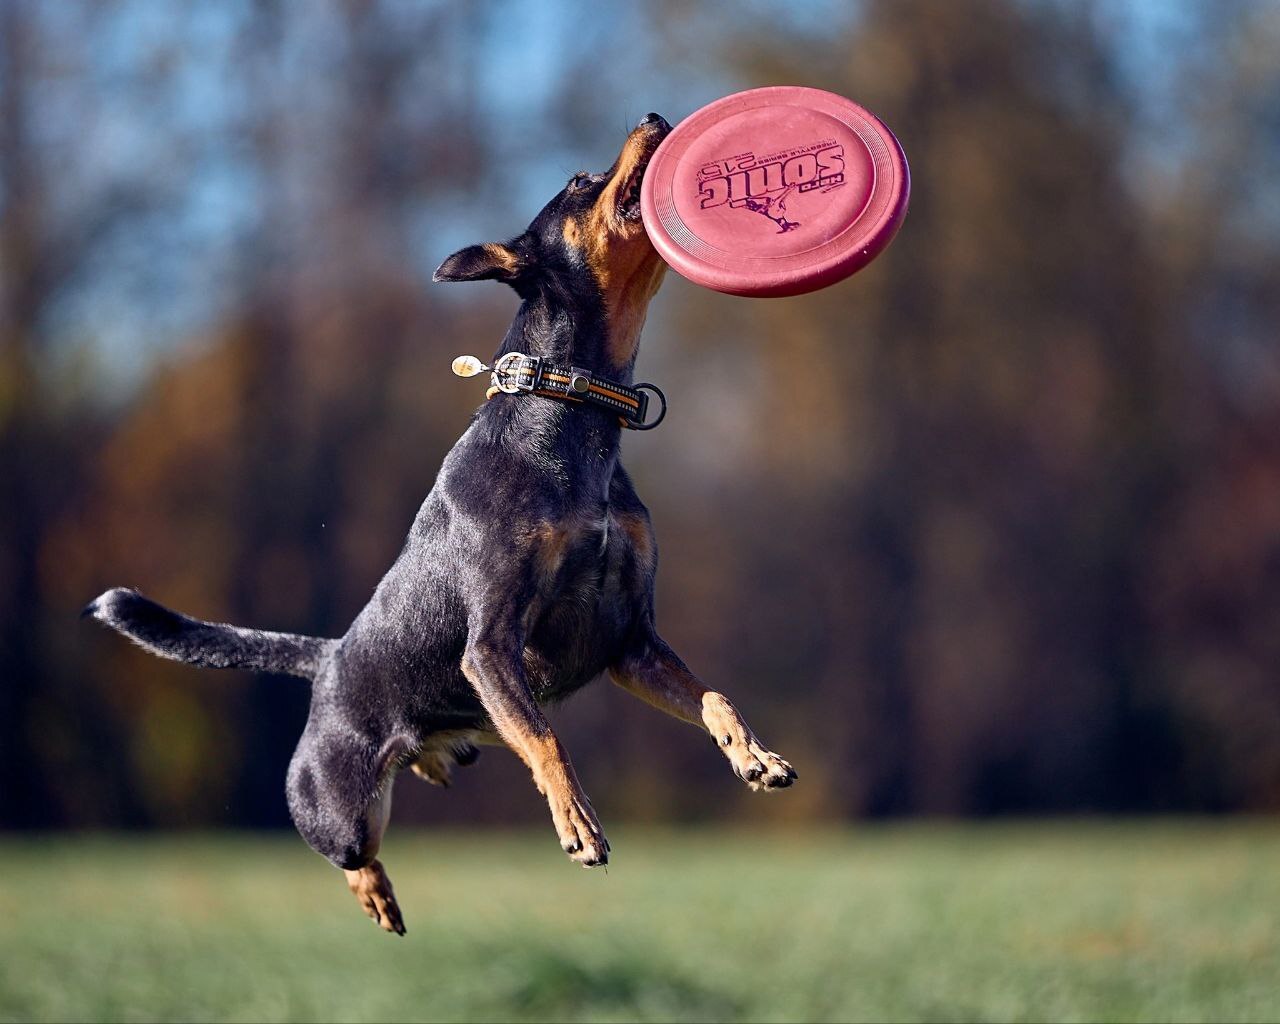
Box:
[1, 822, 1278, 1022]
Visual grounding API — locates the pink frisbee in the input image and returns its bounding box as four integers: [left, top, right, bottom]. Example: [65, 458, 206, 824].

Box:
[641, 86, 910, 298]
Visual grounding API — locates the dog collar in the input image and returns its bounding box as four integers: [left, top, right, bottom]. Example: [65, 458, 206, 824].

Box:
[451, 352, 666, 431]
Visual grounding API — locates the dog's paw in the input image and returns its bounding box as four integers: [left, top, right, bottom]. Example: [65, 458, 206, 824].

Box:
[701, 692, 798, 792]
[548, 788, 610, 868]
[410, 751, 452, 787]
[344, 859, 406, 936]
[731, 743, 798, 792]
[410, 741, 480, 788]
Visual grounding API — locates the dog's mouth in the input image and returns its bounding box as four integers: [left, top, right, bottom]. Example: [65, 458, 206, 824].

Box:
[615, 114, 671, 224]
[618, 165, 646, 222]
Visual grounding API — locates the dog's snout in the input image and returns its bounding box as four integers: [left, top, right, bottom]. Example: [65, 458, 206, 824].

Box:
[639, 112, 671, 132]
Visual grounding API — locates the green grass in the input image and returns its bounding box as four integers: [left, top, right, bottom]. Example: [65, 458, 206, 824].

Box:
[1, 822, 1278, 1022]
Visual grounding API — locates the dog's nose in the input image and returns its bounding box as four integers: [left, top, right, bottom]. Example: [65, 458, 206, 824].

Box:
[639, 112, 671, 132]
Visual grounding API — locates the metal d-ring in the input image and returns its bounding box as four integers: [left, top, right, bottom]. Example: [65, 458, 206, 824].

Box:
[630, 382, 667, 430]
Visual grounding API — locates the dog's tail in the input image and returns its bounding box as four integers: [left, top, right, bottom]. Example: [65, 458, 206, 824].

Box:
[84, 587, 331, 680]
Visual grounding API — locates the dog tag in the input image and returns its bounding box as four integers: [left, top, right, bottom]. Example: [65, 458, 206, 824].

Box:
[451, 355, 490, 378]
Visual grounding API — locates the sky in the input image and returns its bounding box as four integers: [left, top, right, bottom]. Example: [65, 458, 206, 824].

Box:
[11, 0, 1244, 398]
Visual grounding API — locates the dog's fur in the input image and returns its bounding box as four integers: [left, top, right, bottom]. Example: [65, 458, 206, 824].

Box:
[86, 114, 795, 935]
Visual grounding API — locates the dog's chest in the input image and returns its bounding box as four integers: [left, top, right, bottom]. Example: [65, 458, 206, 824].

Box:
[524, 513, 630, 699]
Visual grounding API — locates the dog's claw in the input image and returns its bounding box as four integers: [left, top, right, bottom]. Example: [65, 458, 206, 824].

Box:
[741, 748, 798, 791]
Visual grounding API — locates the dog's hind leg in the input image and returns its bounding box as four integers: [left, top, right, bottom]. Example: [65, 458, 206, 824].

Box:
[609, 630, 797, 792]
[462, 635, 608, 867]
[286, 719, 410, 935]
[339, 778, 404, 935]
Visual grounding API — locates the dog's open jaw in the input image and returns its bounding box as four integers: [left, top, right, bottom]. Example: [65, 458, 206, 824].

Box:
[617, 159, 645, 223]
[606, 121, 665, 230]
[564, 120, 671, 368]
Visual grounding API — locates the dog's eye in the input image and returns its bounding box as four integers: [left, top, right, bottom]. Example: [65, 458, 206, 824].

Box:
[569, 173, 594, 191]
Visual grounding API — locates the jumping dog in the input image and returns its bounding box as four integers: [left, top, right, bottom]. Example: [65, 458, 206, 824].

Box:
[86, 113, 796, 935]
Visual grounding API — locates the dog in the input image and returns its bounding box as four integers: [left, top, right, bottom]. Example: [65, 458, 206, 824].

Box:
[86, 113, 796, 935]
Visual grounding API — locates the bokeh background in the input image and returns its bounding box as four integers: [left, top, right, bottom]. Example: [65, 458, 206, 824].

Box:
[3, 0, 1280, 836]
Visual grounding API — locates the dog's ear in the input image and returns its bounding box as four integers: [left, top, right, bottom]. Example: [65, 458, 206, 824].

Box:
[433, 242, 526, 285]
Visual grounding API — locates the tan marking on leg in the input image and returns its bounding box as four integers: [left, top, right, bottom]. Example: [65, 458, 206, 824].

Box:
[610, 645, 797, 792]
[700, 692, 797, 792]
[523, 732, 609, 866]
[460, 656, 609, 866]
[609, 648, 706, 725]
[344, 859, 405, 935]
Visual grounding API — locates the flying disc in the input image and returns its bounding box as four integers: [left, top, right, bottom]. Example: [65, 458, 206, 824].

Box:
[640, 86, 910, 298]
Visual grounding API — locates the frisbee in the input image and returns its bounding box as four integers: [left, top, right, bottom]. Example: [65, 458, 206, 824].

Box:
[640, 86, 910, 298]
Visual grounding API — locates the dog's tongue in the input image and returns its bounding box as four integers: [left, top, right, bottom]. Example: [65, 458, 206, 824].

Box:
[640, 85, 909, 298]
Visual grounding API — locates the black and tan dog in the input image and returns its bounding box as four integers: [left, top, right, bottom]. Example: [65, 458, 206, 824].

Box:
[86, 113, 795, 935]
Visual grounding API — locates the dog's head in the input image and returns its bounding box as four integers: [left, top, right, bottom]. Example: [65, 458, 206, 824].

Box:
[435, 113, 672, 371]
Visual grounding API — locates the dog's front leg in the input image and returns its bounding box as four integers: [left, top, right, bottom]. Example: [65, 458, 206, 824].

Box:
[462, 634, 609, 866]
[609, 630, 797, 791]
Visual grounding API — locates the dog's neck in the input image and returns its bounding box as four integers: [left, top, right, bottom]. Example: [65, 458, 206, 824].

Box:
[480, 288, 652, 499]
[497, 283, 638, 384]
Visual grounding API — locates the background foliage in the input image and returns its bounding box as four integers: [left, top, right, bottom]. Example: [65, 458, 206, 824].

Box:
[2, 0, 1279, 830]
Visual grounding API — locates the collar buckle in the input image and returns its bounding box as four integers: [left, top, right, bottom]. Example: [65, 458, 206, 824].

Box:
[492, 352, 541, 394]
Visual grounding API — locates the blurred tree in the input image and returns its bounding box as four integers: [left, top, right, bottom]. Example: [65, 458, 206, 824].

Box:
[1138, 2, 1280, 809]
[3, 0, 1279, 829]
[625, 0, 1275, 816]
[0, 0, 148, 826]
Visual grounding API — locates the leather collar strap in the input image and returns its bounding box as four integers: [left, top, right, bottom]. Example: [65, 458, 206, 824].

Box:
[483, 352, 667, 431]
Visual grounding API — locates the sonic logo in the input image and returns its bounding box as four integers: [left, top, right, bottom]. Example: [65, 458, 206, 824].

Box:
[696, 142, 846, 224]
